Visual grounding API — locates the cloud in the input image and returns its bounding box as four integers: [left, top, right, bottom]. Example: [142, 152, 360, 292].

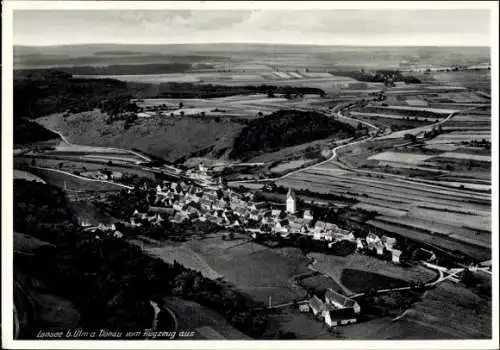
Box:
[13, 9, 491, 46]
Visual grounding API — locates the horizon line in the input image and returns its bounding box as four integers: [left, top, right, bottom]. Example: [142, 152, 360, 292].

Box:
[14, 41, 492, 49]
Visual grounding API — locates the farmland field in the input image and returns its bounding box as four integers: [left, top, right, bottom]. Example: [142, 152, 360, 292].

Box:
[15, 157, 156, 180]
[350, 111, 440, 122]
[77, 71, 355, 92]
[163, 297, 250, 340]
[348, 114, 433, 131]
[430, 70, 492, 94]
[395, 281, 491, 339]
[299, 275, 344, 296]
[13, 169, 46, 184]
[52, 141, 137, 155]
[139, 234, 309, 305]
[427, 132, 491, 143]
[27, 167, 126, 191]
[368, 152, 433, 165]
[432, 152, 491, 163]
[308, 252, 437, 296]
[270, 159, 316, 174]
[247, 135, 349, 164]
[277, 162, 491, 259]
[366, 220, 489, 261]
[365, 105, 456, 115]
[135, 95, 285, 118]
[341, 269, 407, 293]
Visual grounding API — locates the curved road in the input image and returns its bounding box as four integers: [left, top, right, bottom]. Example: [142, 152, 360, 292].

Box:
[38, 122, 152, 163]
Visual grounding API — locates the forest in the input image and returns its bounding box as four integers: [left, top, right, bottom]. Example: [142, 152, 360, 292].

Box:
[17, 63, 193, 76]
[330, 70, 422, 84]
[229, 109, 356, 159]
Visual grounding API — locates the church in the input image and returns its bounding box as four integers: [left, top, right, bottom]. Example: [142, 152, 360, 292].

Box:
[286, 188, 297, 214]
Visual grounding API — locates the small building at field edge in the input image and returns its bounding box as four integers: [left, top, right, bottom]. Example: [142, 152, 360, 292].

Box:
[308, 288, 361, 328]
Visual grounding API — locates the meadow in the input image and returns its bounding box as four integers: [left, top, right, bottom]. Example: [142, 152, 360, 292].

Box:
[37, 110, 246, 163]
[139, 234, 310, 305]
[396, 281, 491, 339]
[308, 252, 437, 296]
[27, 167, 126, 192]
[13, 169, 46, 184]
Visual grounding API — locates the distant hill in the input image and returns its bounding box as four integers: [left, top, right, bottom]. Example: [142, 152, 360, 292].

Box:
[14, 43, 490, 70]
[17, 63, 193, 76]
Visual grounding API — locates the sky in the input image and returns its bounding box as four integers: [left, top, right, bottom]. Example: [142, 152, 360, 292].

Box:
[14, 9, 492, 47]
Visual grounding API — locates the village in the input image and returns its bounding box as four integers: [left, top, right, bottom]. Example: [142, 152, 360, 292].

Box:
[88, 164, 405, 263]
[81, 163, 428, 330]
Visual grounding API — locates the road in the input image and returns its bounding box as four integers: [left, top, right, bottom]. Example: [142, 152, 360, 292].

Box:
[229, 135, 371, 185]
[376, 105, 480, 140]
[148, 300, 161, 331]
[350, 260, 492, 299]
[30, 166, 134, 190]
[38, 122, 152, 163]
[335, 110, 381, 132]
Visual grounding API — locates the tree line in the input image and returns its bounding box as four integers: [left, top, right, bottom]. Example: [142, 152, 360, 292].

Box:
[330, 70, 422, 85]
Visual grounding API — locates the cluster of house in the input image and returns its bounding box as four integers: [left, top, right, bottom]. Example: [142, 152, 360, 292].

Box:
[120, 176, 359, 247]
[78, 164, 404, 270]
[80, 170, 123, 181]
[81, 221, 125, 239]
[128, 179, 254, 228]
[356, 232, 402, 264]
[300, 288, 361, 327]
[184, 164, 218, 187]
[250, 189, 356, 244]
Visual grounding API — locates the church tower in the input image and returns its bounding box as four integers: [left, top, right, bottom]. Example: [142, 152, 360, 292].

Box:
[286, 188, 297, 214]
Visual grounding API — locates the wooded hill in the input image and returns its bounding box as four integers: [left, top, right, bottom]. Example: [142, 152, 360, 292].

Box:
[229, 109, 356, 159]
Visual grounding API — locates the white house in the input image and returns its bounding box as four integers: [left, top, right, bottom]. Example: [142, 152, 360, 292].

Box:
[299, 304, 310, 313]
[381, 235, 397, 251]
[325, 289, 361, 314]
[366, 232, 381, 245]
[391, 249, 402, 264]
[323, 289, 361, 327]
[309, 295, 326, 316]
[271, 209, 282, 217]
[303, 209, 314, 222]
[313, 231, 324, 241]
[111, 172, 123, 180]
[324, 309, 358, 327]
[356, 238, 366, 250]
